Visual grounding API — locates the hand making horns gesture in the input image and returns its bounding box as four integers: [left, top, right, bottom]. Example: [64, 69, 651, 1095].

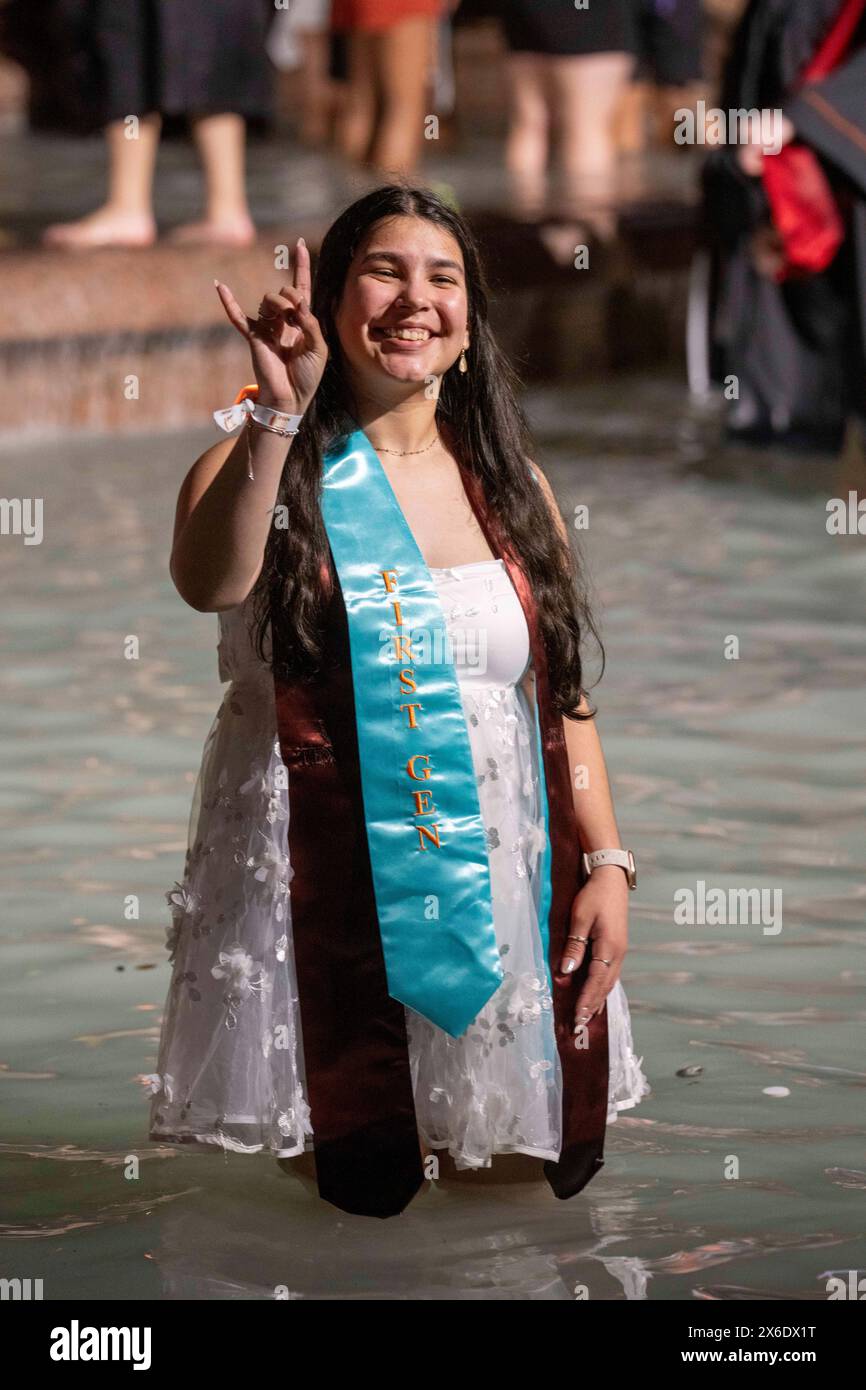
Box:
[214, 236, 329, 414]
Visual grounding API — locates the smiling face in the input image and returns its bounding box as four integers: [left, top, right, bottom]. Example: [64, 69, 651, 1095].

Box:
[333, 214, 470, 401]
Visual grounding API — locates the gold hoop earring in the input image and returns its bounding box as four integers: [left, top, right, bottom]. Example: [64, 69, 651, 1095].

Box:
[458, 349, 468, 374]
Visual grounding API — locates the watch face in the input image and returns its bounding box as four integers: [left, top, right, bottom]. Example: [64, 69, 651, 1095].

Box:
[627, 850, 637, 888]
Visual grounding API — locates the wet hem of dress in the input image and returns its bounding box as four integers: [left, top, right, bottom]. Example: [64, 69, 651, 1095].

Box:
[149, 1084, 650, 1161]
[148, 1128, 307, 1159]
[607, 1100, 635, 1122]
[607, 1083, 652, 1122]
[149, 1126, 555, 1167]
[419, 1135, 560, 1167]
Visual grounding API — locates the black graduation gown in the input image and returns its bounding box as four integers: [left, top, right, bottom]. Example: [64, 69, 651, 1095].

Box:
[701, 0, 866, 452]
[496, 0, 639, 56]
[0, 0, 275, 133]
[92, 0, 275, 124]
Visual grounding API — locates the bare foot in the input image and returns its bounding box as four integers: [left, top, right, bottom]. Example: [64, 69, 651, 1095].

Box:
[41, 207, 157, 250]
[165, 216, 257, 248]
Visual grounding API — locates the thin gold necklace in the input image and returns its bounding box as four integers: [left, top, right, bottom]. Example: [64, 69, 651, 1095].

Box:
[369, 432, 440, 456]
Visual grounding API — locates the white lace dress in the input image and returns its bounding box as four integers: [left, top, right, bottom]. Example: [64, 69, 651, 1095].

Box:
[147, 559, 650, 1169]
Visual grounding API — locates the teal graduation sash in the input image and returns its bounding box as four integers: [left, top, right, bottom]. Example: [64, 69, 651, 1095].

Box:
[320, 422, 552, 1038]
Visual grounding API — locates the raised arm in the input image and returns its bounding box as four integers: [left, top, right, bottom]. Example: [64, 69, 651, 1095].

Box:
[169, 238, 328, 612]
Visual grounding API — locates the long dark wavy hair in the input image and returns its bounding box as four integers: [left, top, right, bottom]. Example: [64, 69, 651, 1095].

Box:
[250, 183, 603, 720]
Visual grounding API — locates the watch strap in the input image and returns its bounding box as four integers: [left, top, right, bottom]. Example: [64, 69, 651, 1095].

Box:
[582, 848, 637, 889]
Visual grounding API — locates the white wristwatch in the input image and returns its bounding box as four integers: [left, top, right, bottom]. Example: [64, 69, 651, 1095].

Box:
[582, 848, 637, 890]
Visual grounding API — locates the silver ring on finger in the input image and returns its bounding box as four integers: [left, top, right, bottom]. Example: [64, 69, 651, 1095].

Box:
[566, 934, 590, 945]
[591, 956, 612, 966]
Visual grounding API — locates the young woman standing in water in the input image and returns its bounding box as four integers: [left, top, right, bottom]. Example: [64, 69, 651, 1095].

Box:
[148, 185, 648, 1218]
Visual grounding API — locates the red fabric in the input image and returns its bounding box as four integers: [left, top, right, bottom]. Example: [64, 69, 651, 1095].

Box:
[803, 0, 866, 79]
[762, 0, 866, 280]
[332, 0, 444, 33]
[762, 145, 846, 278]
[273, 592, 425, 1220]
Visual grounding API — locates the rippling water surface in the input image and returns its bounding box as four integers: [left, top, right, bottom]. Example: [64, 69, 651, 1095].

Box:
[1, 377, 864, 1300]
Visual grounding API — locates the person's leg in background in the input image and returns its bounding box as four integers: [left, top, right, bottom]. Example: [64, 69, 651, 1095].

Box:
[42, 111, 162, 248]
[297, 25, 337, 146]
[503, 51, 551, 216]
[334, 28, 378, 165]
[166, 111, 256, 246]
[369, 15, 436, 175]
[551, 51, 635, 236]
[271, 0, 335, 147]
[42, 0, 162, 248]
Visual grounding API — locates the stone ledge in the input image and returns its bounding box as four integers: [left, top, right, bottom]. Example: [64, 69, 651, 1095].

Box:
[0, 223, 331, 342]
[0, 203, 697, 439]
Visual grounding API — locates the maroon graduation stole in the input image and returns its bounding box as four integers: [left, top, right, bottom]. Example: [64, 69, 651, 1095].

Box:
[271, 457, 608, 1218]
